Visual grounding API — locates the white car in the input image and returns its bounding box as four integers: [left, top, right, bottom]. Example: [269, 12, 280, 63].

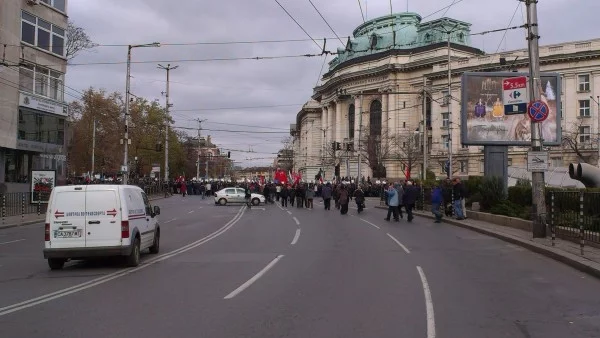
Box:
[214, 187, 265, 206]
[44, 184, 161, 270]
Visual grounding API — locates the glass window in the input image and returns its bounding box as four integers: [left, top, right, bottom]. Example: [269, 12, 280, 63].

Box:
[442, 135, 449, 149]
[579, 126, 591, 143]
[579, 100, 590, 117]
[22, 21, 35, 45]
[35, 68, 49, 96]
[18, 109, 65, 145]
[52, 35, 64, 56]
[441, 90, 449, 105]
[19, 66, 34, 92]
[53, 0, 66, 12]
[578, 74, 590, 92]
[369, 100, 382, 137]
[20, 11, 66, 57]
[37, 28, 50, 51]
[442, 113, 450, 127]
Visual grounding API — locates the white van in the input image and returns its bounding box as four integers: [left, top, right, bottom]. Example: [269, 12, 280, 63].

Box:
[43, 184, 161, 270]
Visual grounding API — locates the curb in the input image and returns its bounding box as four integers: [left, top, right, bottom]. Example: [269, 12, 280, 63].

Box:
[1, 218, 44, 230]
[374, 205, 600, 279]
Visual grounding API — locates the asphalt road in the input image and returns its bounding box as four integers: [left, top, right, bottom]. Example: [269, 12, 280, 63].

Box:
[1, 195, 599, 338]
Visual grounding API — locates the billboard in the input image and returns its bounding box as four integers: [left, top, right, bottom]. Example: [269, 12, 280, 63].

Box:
[31, 170, 56, 204]
[460, 72, 561, 146]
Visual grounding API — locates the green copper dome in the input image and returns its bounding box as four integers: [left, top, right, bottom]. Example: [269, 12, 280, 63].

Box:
[328, 13, 472, 72]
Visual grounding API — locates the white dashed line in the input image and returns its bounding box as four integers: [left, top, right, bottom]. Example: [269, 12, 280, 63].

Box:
[188, 210, 194, 214]
[417, 266, 436, 338]
[386, 233, 411, 254]
[291, 228, 301, 245]
[293, 217, 300, 226]
[287, 211, 292, 215]
[224, 255, 284, 299]
[0, 239, 25, 246]
[360, 218, 381, 230]
[164, 218, 177, 224]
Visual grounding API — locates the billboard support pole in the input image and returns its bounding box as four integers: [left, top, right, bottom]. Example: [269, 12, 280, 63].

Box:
[524, 0, 546, 238]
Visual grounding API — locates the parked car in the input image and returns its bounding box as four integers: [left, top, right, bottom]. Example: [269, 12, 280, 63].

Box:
[214, 187, 265, 206]
[43, 184, 161, 270]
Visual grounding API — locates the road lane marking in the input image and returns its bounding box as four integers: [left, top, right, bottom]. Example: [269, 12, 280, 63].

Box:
[0, 206, 247, 317]
[293, 217, 300, 226]
[0, 239, 25, 246]
[276, 203, 284, 211]
[386, 233, 411, 254]
[188, 210, 194, 214]
[291, 229, 301, 245]
[224, 255, 284, 299]
[164, 218, 177, 224]
[417, 266, 436, 338]
[287, 211, 292, 215]
[360, 218, 380, 230]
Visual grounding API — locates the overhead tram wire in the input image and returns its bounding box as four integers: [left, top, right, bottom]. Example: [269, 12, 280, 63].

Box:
[206, 121, 289, 130]
[494, 2, 521, 54]
[357, 0, 366, 23]
[440, 0, 457, 18]
[307, 0, 344, 46]
[171, 126, 289, 134]
[273, 0, 322, 50]
[172, 103, 304, 112]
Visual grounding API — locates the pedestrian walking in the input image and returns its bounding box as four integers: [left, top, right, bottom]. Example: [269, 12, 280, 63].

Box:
[353, 185, 365, 213]
[322, 183, 332, 210]
[431, 184, 443, 223]
[384, 183, 400, 222]
[305, 184, 314, 209]
[339, 184, 349, 215]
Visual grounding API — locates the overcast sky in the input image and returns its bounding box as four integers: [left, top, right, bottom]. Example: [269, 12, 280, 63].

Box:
[66, 0, 600, 168]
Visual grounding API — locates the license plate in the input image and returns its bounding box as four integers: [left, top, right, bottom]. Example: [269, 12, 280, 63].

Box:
[54, 230, 82, 238]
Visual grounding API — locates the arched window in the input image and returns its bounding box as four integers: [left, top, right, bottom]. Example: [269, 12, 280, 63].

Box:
[369, 100, 382, 137]
[348, 104, 355, 139]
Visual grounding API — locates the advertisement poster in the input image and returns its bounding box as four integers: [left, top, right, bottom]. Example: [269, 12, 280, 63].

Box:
[461, 72, 561, 146]
[31, 170, 56, 204]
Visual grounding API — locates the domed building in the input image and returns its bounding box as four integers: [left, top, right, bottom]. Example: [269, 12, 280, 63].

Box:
[291, 11, 600, 183]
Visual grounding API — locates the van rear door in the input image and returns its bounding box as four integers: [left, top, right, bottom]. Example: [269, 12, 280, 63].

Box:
[85, 187, 121, 248]
[49, 187, 86, 248]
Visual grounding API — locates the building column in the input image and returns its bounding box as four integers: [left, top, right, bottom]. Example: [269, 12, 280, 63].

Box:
[322, 106, 329, 147]
[335, 101, 343, 143]
[388, 88, 397, 136]
[0, 149, 5, 184]
[328, 102, 335, 146]
[354, 95, 361, 151]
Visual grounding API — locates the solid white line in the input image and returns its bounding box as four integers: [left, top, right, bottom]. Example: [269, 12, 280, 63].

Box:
[164, 218, 177, 224]
[386, 233, 411, 254]
[293, 217, 300, 226]
[0, 239, 25, 245]
[188, 210, 194, 214]
[417, 266, 436, 338]
[360, 218, 381, 230]
[287, 211, 292, 215]
[290, 228, 301, 245]
[0, 206, 247, 317]
[224, 255, 284, 299]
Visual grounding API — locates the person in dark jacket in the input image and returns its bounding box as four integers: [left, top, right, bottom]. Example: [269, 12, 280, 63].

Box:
[353, 185, 365, 213]
[431, 184, 443, 223]
[403, 181, 418, 222]
[321, 183, 332, 210]
[338, 184, 350, 215]
[280, 185, 289, 207]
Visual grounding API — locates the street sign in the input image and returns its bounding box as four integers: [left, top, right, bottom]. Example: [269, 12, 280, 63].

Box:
[502, 76, 529, 115]
[527, 151, 549, 171]
[527, 100, 550, 122]
[120, 165, 128, 172]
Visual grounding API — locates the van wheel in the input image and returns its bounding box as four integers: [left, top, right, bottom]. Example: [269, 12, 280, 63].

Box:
[218, 198, 227, 206]
[252, 198, 260, 206]
[48, 258, 65, 270]
[126, 238, 141, 267]
[149, 230, 160, 254]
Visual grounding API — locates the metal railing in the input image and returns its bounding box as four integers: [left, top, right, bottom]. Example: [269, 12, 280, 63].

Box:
[549, 191, 600, 249]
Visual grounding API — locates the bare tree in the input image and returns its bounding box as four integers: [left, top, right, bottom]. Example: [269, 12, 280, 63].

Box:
[278, 136, 295, 172]
[392, 131, 422, 180]
[66, 21, 98, 60]
[361, 129, 395, 178]
[562, 119, 595, 163]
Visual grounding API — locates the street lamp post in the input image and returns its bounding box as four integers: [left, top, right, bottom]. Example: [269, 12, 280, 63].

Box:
[122, 42, 160, 185]
[590, 95, 600, 166]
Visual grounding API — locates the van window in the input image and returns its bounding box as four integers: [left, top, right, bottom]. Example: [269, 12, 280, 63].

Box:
[141, 192, 152, 215]
[225, 188, 236, 194]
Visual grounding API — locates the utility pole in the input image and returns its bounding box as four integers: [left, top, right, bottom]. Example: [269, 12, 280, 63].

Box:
[357, 92, 363, 181]
[422, 77, 428, 180]
[446, 26, 454, 180]
[122, 46, 132, 185]
[591, 95, 600, 166]
[91, 119, 96, 177]
[523, 0, 546, 238]
[158, 63, 178, 183]
[195, 118, 207, 179]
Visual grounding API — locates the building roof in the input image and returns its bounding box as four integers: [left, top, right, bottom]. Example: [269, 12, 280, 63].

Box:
[328, 13, 472, 72]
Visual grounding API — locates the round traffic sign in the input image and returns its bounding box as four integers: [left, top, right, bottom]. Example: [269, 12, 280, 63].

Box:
[527, 100, 550, 122]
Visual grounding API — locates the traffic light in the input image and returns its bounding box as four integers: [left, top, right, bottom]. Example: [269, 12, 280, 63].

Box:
[332, 142, 336, 152]
[155, 143, 163, 152]
[228, 151, 231, 158]
[335, 164, 340, 177]
[336, 142, 341, 151]
[346, 143, 354, 151]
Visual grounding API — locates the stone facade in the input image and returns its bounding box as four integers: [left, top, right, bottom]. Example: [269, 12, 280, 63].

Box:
[290, 12, 600, 181]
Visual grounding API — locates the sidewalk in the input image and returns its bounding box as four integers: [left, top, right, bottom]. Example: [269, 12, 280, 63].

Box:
[0, 195, 166, 230]
[374, 205, 600, 279]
